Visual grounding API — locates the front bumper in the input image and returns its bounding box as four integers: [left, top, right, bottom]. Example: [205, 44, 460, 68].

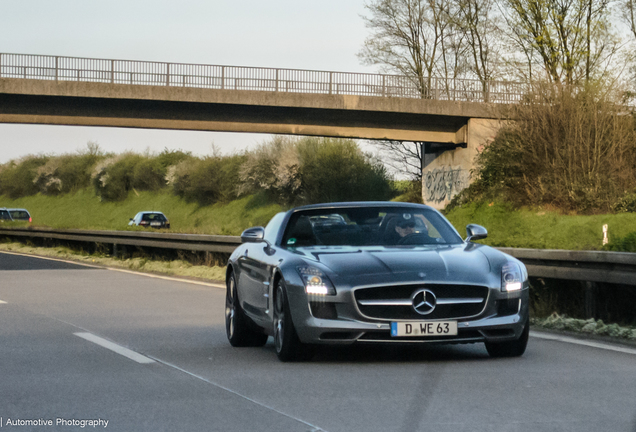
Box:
[288, 286, 529, 345]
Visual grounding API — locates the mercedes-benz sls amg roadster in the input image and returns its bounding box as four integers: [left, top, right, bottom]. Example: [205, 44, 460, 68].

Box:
[225, 202, 529, 361]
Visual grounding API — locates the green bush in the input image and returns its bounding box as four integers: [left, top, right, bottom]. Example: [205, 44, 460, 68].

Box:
[132, 158, 166, 192]
[0, 155, 49, 199]
[171, 154, 246, 205]
[240, 136, 393, 205]
[92, 153, 144, 201]
[32, 153, 106, 196]
[468, 83, 636, 213]
[604, 231, 636, 252]
[612, 192, 636, 213]
[391, 179, 423, 203]
[238, 136, 301, 205]
[298, 138, 393, 204]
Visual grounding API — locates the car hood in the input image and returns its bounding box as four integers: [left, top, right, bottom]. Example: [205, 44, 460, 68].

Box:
[294, 244, 495, 286]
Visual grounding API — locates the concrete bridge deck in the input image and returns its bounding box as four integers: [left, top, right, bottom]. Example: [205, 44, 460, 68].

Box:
[0, 53, 513, 143]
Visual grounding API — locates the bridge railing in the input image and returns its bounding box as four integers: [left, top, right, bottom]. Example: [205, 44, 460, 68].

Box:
[0, 52, 526, 103]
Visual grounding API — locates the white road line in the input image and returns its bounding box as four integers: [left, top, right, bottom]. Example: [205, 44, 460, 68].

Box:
[104, 267, 225, 289]
[531, 331, 636, 356]
[0, 250, 225, 289]
[74, 332, 155, 364]
[0, 300, 6, 304]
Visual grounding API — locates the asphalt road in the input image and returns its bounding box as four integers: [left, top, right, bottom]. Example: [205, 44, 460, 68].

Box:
[1, 251, 635, 432]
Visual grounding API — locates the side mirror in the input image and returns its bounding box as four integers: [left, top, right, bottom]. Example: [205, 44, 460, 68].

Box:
[466, 224, 487, 242]
[241, 226, 266, 243]
[129, 218, 133, 221]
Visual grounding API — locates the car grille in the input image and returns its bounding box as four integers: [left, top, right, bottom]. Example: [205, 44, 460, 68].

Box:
[353, 284, 489, 320]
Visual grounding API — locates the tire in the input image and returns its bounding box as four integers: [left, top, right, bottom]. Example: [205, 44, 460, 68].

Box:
[225, 272, 268, 347]
[273, 281, 313, 362]
[485, 317, 529, 358]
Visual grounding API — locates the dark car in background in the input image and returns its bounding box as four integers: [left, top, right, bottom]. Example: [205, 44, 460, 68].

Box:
[225, 202, 529, 362]
[0, 208, 32, 223]
[128, 211, 170, 229]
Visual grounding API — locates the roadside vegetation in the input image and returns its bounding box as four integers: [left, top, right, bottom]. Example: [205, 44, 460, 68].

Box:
[0, 136, 397, 234]
[531, 314, 636, 342]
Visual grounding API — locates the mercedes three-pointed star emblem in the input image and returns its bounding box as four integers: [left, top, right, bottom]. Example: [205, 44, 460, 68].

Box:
[411, 289, 437, 315]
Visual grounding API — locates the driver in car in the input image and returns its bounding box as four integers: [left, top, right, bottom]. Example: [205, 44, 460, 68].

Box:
[395, 218, 417, 238]
[384, 214, 428, 245]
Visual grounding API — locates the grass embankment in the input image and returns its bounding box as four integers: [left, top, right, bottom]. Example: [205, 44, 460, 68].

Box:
[0, 189, 282, 235]
[445, 202, 636, 250]
[2, 191, 636, 250]
[0, 241, 226, 282]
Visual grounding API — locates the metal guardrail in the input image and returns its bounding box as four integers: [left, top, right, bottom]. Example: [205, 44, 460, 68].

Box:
[0, 52, 526, 103]
[498, 248, 636, 286]
[0, 227, 634, 286]
[0, 227, 241, 254]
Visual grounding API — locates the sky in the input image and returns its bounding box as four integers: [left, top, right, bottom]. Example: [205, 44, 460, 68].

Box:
[0, 0, 376, 162]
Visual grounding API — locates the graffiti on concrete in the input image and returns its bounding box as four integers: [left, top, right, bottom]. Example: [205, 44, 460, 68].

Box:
[424, 166, 470, 203]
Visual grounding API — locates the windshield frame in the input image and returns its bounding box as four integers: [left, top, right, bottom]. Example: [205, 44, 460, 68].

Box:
[281, 205, 464, 248]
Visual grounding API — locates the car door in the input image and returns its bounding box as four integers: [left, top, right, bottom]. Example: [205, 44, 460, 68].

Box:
[236, 212, 286, 321]
[237, 241, 270, 319]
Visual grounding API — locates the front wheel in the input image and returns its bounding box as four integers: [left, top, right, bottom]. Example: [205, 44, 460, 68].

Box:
[485, 317, 529, 358]
[225, 272, 268, 347]
[273, 282, 313, 362]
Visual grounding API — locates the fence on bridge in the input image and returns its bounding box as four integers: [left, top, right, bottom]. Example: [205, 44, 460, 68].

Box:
[0, 53, 526, 104]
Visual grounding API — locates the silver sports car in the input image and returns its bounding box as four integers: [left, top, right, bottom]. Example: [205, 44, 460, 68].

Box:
[225, 202, 529, 361]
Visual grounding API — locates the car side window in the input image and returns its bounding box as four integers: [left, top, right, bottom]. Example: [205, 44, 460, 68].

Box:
[264, 212, 286, 245]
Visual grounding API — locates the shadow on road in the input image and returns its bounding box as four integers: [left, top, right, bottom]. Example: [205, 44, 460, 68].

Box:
[0, 252, 95, 271]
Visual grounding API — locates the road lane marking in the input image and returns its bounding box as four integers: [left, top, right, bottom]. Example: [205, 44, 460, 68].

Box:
[145, 355, 327, 432]
[0, 250, 224, 289]
[0, 300, 6, 304]
[103, 267, 225, 289]
[74, 332, 155, 364]
[531, 331, 636, 356]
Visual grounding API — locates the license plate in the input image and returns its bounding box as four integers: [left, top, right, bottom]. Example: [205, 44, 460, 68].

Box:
[150, 222, 161, 226]
[391, 321, 457, 337]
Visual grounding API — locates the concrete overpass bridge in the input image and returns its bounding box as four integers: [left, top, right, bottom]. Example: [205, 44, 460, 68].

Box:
[0, 53, 524, 208]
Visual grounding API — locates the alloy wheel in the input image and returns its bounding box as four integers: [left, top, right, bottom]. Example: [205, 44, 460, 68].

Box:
[274, 285, 285, 353]
[225, 277, 236, 340]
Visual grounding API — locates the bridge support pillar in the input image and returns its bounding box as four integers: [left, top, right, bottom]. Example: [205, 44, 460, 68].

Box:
[421, 118, 504, 210]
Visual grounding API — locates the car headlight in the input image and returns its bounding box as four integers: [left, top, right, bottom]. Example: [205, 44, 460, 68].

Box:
[297, 267, 336, 295]
[501, 262, 526, 292]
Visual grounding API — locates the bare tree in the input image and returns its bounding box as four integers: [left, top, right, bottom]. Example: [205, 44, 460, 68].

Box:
[453, 0, 501, 99]
[370, 140, 424, 180]
[621, 0, 636, 40]
[359, 0, 463, 96]
[500, 0, 617, 85]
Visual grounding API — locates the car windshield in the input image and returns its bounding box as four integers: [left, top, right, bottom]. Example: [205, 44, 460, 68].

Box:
[0, 210, 11, 220]
[9, 210, 29, 220]
[141, 213, 166, 222]
[282, 206, 463, 247]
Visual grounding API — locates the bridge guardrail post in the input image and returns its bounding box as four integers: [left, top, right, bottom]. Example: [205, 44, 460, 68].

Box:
[221, 66, 225, 90]
[55, 56, 58, 82]
[329, 72, 333, 95]
[166, 63, 170, 86]
[110, 60, 114, 84]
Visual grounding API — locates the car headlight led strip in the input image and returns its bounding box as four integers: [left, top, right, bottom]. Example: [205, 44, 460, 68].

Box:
[501, 262, 527, 292]
[297, 266, 336, 295]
